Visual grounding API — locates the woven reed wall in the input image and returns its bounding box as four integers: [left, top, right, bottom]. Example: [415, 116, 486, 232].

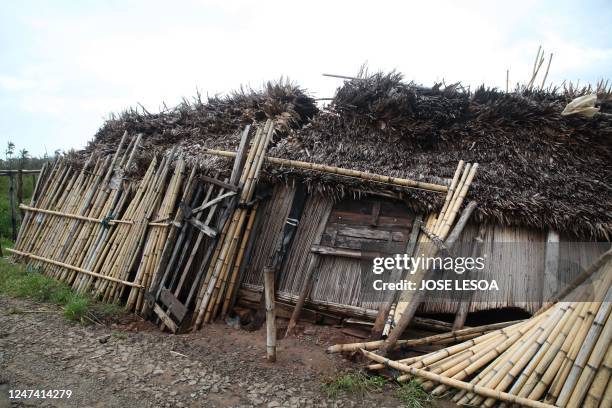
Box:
[241, 183, 296, 286]
[420, 225, 608, 314]
[241, 193, 608, 316]
[277, 194, 333, 293]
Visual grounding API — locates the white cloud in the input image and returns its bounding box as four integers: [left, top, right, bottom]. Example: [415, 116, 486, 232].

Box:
[0, 0, 610, 155]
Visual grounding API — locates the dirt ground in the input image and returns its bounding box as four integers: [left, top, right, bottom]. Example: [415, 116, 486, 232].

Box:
[0, 296, 420, 408]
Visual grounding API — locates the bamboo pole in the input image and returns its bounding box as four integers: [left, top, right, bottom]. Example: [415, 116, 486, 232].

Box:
[7, 248, 143, 288]
[327, 320, 524, 353]
[524, 302, 592, 403]
[557, 286, 612, 406]
[19, 205, 135, 225]
[565, 312, 611, 407]
[370, 213, 423, 339]
[201, 148, 448, 193]
[432, 161, 464, 233]
[193, 120, 272, 329]
[582, 343, 612, 408]
[221, 202, 259, 317]
[16, 168, 23, 219]
[380, 164, 478, 356]
[361, 349, 556, 408]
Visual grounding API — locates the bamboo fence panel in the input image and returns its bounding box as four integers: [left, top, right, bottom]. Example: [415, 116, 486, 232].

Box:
[11, 136, 194, 312]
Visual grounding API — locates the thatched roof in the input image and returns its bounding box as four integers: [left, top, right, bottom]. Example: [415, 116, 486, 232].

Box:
[75, 74, 612, 240]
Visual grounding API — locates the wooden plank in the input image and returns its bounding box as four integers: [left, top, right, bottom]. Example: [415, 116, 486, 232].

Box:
[153, 304, 179, 333]
[191, 191, 236, 214]
[322, 233, 407, 253]
[330, 213, 414, 228]
[336, 225, 392, 240]
[187, 217, 218, 237]
[311, 244, 384, 259]
[371, 202, 381, 226]
[159, 288, 187, 321]
[199, 174, 239, 192]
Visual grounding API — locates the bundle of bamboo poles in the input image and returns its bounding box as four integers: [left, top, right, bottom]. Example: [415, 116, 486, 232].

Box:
[360, 252, 612, 408]
[326, 320, 524, 353]
[192, 120, 274, 329]
[376, 161, 478, 354]
[9, 133, 187, 312]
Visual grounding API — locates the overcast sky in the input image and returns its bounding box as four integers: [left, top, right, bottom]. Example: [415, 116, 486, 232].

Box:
[1, 0, 611, 156]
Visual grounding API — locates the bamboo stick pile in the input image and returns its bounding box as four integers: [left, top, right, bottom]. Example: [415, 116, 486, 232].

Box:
[8, 133, 189, 312]
[359, 253, 612, 408]
[378, 161, 478, 354]
[192, 120, 275, 329]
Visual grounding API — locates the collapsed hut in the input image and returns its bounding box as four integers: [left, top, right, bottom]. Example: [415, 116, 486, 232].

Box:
[7, 73, 612, 406]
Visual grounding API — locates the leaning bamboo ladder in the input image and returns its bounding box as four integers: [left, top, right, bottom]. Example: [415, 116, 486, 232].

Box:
[358, 250, 612, 408]
[192, 120, 275, 329]
[378, 160, 479, 355]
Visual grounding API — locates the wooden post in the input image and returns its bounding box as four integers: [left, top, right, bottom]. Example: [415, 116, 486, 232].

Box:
[8, 174, 17, 241]
[536, 247, 612, 315]
[230, 125, 251, 186]
[16, 168, 24, 220]
[443, 201, 477, 250]
[263, 266, 276, 362]
[542, 230, 560, 304]
[285, 255, 321, 336]
[452, 224, 486, 330]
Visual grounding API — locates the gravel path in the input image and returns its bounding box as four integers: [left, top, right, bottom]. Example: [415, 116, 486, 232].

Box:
[0, 297, 402, 408]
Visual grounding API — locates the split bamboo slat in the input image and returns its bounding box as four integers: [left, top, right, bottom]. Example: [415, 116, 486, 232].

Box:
[9, 134, 193, 312]
[357, 253, 612, 408]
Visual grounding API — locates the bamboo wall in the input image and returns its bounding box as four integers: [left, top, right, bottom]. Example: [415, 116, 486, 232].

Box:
[241, 183, 297, 286]
[241, 193, 609, 316]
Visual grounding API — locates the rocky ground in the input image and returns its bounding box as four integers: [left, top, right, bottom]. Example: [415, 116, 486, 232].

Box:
[0, 296, 407, 408]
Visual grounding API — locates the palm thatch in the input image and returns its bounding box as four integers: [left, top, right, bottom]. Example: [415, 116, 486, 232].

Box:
[72, 72, 612, 239]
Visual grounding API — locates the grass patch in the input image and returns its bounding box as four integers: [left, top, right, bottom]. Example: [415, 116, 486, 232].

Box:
[0, 256, 121, 323]
[396, 380, 433, 408]
[322, 371, 387, 399]
[63, 295, 89, 321]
